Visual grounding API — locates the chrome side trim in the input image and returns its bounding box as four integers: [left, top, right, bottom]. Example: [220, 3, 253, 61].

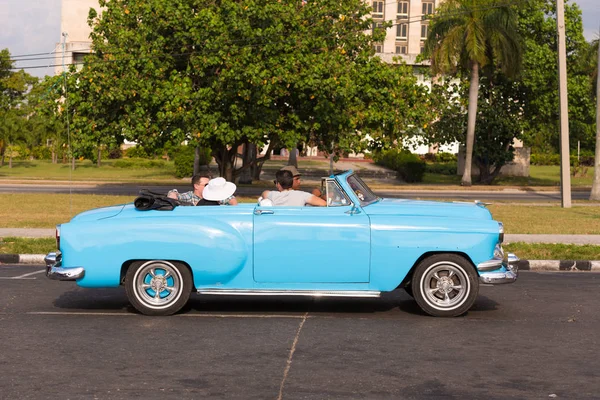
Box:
[45, 251, 85, 281]
[197, 289, 381, 298]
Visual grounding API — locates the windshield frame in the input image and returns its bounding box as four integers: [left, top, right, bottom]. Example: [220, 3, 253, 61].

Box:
[344, 173, 380, 207]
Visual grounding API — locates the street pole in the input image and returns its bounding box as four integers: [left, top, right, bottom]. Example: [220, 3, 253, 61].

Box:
[556, 0, 571, 208]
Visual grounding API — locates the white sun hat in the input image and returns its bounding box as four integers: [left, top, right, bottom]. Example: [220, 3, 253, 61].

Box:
[202, 177, 236, 201]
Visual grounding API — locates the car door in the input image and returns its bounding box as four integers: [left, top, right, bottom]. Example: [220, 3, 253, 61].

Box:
[253, 182, 370, 283]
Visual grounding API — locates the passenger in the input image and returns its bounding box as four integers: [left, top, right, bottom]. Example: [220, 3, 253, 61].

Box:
[261, 170, 326, 206]
[167, 174, 210, 206]
[198, 177, 238, 206]
[280, 165, 323, 198]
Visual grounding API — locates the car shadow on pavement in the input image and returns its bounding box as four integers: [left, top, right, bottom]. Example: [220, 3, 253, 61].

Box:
[51, 287, 499, 317]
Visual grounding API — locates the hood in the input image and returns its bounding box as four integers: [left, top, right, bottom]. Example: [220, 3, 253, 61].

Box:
[70, 204, 127, 223]
[364, 198, 492, 220]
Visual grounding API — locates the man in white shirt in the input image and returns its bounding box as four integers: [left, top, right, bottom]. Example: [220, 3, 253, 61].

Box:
[261, 169, 326, 206]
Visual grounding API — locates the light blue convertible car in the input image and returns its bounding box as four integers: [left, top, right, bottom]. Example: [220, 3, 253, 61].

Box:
[45, 171, 518, 317]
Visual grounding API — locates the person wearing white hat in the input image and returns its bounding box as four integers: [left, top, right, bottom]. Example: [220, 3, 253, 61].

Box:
[197, 177, 238, 206]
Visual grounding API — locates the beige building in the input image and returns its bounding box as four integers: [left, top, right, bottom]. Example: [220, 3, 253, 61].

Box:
[370, 0, 438, 65]
[54, 0, 98, 74]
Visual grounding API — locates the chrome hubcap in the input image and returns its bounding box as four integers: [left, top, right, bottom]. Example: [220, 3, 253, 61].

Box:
[133, 261, 182, 308]
[421, 262, 469, 310]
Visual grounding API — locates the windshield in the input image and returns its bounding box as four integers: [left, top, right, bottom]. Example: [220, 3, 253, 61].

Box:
[346, 173, 379, 206]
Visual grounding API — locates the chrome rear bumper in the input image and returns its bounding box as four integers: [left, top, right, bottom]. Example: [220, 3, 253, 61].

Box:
[45, 252, 85, 281]
[478, 253, 519, 284]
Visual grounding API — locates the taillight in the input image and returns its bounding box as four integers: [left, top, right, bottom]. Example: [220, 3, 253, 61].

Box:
[56, 225, 61, 250]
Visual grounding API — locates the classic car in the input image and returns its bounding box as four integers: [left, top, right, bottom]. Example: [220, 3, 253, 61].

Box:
[45, 170, 518, 317]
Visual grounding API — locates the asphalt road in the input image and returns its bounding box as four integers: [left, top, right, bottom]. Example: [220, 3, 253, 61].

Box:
[0, 182, 593, 201]
[1, 265, 599, 399]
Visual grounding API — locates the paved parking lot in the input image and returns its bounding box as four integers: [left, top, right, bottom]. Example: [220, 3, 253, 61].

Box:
[1, 265, 600, 399]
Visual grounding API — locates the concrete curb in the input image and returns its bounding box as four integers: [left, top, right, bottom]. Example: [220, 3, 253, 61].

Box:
[0, 254, 46, 265]
[1, 254, 600, 272]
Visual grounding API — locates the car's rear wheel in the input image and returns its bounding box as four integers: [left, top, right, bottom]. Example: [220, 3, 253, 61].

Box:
[412, 254, 479, 317]
[125, 260, 192, 316]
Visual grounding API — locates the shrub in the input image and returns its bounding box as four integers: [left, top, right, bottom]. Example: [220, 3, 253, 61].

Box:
[125, 146, 148, 158]
[531, 153, 595, 167]
[435, 152, 457, 163]
[172, 145, 212, 178]
[173, 146, 195, 178]
[425, 162, 457, 175]
[31, 146, 52, 160]
[113, 158, 167, 169]
[374, 149, 426, 183]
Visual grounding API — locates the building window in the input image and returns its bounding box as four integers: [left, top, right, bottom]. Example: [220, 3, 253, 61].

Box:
[372, 1, 384, 19]
[420, 43, 425, 54]
[422, 1, 434, 17]
[374, 44, 383, 53]
[421, 23, 428, 39]
[395, 45, 408, 54]
[397, 1, 409, 19]
[372, 21, 384, 36]
[72, 52, 86, 71]
[396, 23, 408, 40]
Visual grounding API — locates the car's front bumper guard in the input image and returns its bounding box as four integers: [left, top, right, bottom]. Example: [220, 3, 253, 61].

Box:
[477, 253, 519, 284]
[45, 252, 85, 281]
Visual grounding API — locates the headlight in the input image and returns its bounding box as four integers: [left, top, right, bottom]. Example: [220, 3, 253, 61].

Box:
[498, 222, 504, 244]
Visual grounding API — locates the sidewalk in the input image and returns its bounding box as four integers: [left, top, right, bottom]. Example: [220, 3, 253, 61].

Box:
[1, 229, 598, 271]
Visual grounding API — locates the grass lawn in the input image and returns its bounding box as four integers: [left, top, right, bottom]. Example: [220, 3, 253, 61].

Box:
[1, 238, 597, 262]
[0, 160, 594, 187]
[0, 194, 598, 234]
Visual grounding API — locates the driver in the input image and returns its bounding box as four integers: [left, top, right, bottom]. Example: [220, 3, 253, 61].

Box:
[261, 170, 326, 207]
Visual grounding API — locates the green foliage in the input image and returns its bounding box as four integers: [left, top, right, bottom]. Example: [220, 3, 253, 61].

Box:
[51, 0, 431, 181]
[125, 146, 148, 159]
[112, 158, 167, 169]
[530, 153, 595, 167]
[515, 0, 595, 153]
[426, 73, 524, 184]
[425, 162, 457, 175]
[422, 0, 522, 186]
[173, 145, 195, 178]
[374, 149, 426, 183]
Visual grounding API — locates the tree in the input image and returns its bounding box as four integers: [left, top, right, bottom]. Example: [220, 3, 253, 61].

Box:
[62, 0, 430, 181]
[588, 39, 599, 200]
[516, 0, 595, 154]
[423, 0, 521, 186]
[426, 72, 523, 184]
[0, 49, 38, 167]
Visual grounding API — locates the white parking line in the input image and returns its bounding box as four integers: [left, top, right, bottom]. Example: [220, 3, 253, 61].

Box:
[0, 269, 45, 280]
[28, 311, 311, 318]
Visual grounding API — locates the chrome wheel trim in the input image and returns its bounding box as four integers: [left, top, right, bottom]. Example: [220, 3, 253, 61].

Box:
[419, 261, 470, 311]
[132, 260, 184, 310]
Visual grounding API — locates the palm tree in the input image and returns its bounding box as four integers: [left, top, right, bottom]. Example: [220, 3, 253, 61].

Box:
[423, 0, 521, 186]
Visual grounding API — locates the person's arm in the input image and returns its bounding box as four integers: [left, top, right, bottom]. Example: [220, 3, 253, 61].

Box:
[227, 196, 238, 205]
[306, 194, 327, 207]
[167, 190, 179, 200]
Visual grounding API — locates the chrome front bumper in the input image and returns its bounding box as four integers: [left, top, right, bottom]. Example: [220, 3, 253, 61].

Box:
[477, 253, 519, 284]
[45, 252, 85, 281]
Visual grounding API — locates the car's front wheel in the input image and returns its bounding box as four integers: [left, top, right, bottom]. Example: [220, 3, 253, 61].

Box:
[125, 260, 192, 316]
[412, 254, 479, 317]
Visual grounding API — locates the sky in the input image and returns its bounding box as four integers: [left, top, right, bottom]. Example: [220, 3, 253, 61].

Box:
[0, 0, 599, 79]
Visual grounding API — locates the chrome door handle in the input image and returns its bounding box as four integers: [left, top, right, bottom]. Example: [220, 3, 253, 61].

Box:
[254, 209, 274, 215]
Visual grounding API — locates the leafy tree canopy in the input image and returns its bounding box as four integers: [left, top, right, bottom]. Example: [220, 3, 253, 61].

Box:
[55, 0, 431, 179]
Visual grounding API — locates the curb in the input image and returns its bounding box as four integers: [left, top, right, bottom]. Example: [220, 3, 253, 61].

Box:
[515, 260, 600, 272]
[1, 254, 599, 272]
[0, 254, 46, 265]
